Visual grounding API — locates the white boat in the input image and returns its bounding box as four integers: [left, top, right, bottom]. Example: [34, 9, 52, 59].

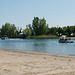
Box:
[1, 35, 8, 40]
[59, 35, 73, 43]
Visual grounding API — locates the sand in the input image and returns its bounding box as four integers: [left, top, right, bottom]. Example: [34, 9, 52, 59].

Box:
[0, 49, 75, 75]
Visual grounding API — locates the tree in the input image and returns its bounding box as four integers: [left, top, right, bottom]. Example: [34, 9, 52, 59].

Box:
[57, 27, 63, 36]
[70, 26, 75, 33]
[62, 26, 67, 35]
[23, 28, 31, 36]
[66, 26, 71, 36]
[10, 24, 17, 37]
[32, 17, 40, 35]
[1, 23, 11, 37]
[1, 23, 18, 37]
[39, 18, 48, 35]
[26, 24, 34, 35]
[49, 27, 57, 35]
[32, 17, 48, 35]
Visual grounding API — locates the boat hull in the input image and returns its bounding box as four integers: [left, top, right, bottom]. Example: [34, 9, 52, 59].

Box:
[59, 39, 73, 43]
[1, 37, 8, 40]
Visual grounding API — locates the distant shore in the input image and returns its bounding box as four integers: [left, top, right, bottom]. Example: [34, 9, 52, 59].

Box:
[25, 35, 75, 39]
[26, 35, 59, 39]
[0, 49, 75, 75]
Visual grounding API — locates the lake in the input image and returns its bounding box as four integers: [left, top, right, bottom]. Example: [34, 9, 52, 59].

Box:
[0, 38, 75, 55]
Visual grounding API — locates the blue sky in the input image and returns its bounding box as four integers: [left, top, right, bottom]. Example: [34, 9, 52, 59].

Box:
[0, 0, 75, 29]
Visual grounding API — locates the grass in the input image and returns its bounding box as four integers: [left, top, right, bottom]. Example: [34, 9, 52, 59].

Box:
[26, 35, 59, 39]
[25, 35, 75, 39]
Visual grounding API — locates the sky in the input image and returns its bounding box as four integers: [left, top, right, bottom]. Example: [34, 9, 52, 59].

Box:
[0, 0, 75, 29]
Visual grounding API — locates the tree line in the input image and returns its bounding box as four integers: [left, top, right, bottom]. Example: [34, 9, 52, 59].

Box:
[0, 17, 75, 38]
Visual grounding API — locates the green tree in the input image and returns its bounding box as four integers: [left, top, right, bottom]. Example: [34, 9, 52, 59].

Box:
[1, 23, 10, 37]
[32, 17, 48, 35]
[57, 27, 63, 36]
[1, 23, 18, 37]
[66, 26, 71, 36]
[49, 27, 57, 35]
[62, 26, 67, 35]
[70, 26, 75, 33]
[23, 28, 31, 36]
[10, 24, 17, 37]
[32, 17, 39, 35]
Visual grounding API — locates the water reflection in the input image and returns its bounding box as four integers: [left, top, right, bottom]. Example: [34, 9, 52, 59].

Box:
[32, 42, 47, 52]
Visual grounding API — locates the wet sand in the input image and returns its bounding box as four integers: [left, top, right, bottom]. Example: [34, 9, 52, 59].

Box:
[0, 49, 75, 75]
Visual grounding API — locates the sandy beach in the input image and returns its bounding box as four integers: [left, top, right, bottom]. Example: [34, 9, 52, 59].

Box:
[0, 49, 75, 75]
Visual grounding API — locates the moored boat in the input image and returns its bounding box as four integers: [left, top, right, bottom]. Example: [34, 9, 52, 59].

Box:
[1, 35, 8, 40]
[59, 35, 73, 43]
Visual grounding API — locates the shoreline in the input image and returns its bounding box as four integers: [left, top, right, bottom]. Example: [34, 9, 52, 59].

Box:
[1, 48, 75, 56]
[0, 49, 75, 75]
[0, 48, 74, 56]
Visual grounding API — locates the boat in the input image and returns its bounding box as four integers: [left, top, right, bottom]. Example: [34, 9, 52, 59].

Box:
[1, 35, 8, 40]
[59, 35, 73, 43]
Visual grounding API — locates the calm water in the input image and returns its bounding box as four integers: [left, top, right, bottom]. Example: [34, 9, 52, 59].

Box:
[0, 38, 75, 55]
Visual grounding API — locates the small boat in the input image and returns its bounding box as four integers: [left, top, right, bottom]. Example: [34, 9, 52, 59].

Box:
[59, 39, 73, 43]
[59, 35, 73, 43]
[1, 35, 8, 40]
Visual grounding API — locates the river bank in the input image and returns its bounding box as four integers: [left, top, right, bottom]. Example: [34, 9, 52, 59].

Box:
[25, 35, 75, 39]
[26, 35, 59, 39]
[0, 49, 75, 75]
